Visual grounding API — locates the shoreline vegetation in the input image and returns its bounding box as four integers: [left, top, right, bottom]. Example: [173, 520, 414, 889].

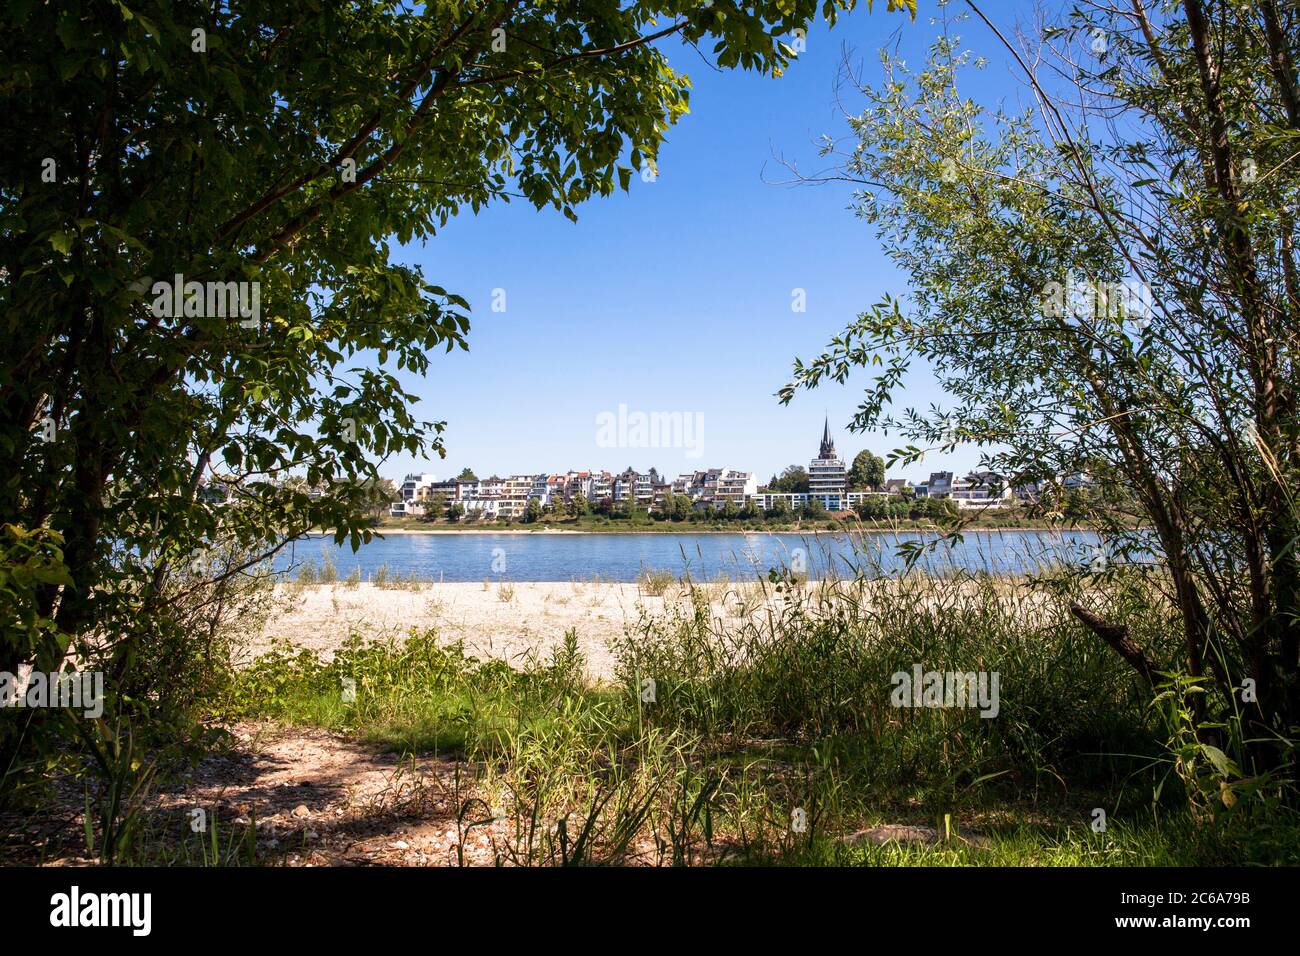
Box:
[348, 513, 1117, 536]
[354, 524, 1098, 535]
[10, 566, 1294, 867]
[153, 572, 1300, 864]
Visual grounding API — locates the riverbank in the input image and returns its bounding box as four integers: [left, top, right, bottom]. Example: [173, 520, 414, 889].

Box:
[14, 571, 1294, 868]
[254, 581, 669, 678]
[217, 569, 1291, 868]
[358, 524, 1088, 535]
[253, 578, 1052, 679]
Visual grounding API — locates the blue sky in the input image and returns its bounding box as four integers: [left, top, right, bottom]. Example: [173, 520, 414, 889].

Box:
[382, 1, 1016, 485]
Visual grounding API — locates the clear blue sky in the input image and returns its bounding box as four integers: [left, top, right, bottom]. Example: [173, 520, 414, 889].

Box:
[381, 1, 1018, 485]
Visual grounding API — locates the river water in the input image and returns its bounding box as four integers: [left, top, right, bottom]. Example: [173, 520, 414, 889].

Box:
[272, 529, 1106, 583]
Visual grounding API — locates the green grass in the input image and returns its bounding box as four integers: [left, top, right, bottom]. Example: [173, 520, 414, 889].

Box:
[223, 568, 1300, 866]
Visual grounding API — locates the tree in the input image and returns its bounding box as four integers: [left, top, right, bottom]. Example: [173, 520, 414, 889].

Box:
[332, 476, 396, 520]
[447, 503, 465, 523]
[0, 0, 914, 776]
[523, 498, 542, 523]
[370, 478, 400, 518]
[848, 450, 885, 490]
[424, 492, 449, 522]
[856, 496, 888, 520]
[769, 466, 810, 494]
[456, 468, 478, 481]
[781, 2, 1300, 761]
[569, 493, 589, 518]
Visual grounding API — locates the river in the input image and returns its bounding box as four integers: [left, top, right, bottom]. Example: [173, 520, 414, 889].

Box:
[272, 529, 1106, 583]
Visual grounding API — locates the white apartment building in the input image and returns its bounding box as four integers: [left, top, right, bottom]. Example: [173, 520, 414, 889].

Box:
[399, 472, 439, 501]
[590, 471, 613, 503]
[674, 468, 757, 507]
[712, 469, 756, 505]
[613, 469, 655, 506]
[952, 474, 1012, 508]
[455, 476, 505, 500]
[749, 492, 808, 511]
[808, 419, 848, 509]
[455, 476, 506, 518]
[925, 471, 955, 498]
[391, 472, 441, 517]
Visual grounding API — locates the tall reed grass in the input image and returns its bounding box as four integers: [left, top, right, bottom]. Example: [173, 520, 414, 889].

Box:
[223, 554, 1299, 865]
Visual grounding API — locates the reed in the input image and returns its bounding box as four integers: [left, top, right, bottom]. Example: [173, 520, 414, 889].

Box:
[224, 561, 1300, 866]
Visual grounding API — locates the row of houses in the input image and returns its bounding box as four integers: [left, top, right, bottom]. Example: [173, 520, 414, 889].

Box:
[391, 466, 761, 519]
[387, 420, 1093, 518]
[391, 420, 838, 518]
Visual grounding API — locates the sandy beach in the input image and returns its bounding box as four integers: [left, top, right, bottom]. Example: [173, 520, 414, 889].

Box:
[253, 581, 673, 678]
[340, 524, 1078, 536]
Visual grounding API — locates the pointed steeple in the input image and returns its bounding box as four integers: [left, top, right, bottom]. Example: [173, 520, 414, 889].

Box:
[819, 416, 836, 459]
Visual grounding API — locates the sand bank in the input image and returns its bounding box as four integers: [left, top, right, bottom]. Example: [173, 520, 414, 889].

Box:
[253, 581, 672, 678]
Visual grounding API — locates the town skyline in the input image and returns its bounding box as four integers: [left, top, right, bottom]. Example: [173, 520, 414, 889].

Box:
[378, 412, 982, 491]
[385, 416, 1029, 521]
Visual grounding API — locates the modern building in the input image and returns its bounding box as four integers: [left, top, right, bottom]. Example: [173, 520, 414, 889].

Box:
[612, 468, 655, 506]
[925, 471, 955, 499]
[590, 471, 613, 504]
[1063, 472, 1094, 491]
[391, 472, 447, 517]
[674, 468, 757, 508]
[951, 471, 1013, 509]
[713, 468, 757, 506]
[399, 472, 439, 502]
[454, 476, 508, 518]
[749, 492, 808, 512]
[807, 418, 848, 510]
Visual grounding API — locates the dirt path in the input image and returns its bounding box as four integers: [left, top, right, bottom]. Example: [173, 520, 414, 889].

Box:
[151, 722, 513, 866]
[4, 723, 513, 867]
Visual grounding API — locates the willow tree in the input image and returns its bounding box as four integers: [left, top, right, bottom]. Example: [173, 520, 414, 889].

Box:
[782, 0, 1299, 768]
[0, 0, 915, 773]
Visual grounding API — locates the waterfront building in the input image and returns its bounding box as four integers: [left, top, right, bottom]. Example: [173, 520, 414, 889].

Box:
[952, 471, 1013, 509]
[807, 418, 848, 510]
[613, 468, 655, 506]
[590, 471, 613, 504]
[391, 472, 447, 517]
[673, 468, 756, 507]
[925, 471, 955, 499]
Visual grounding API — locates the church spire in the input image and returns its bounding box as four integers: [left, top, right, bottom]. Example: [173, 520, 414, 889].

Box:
[819, 416, 836, 458]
